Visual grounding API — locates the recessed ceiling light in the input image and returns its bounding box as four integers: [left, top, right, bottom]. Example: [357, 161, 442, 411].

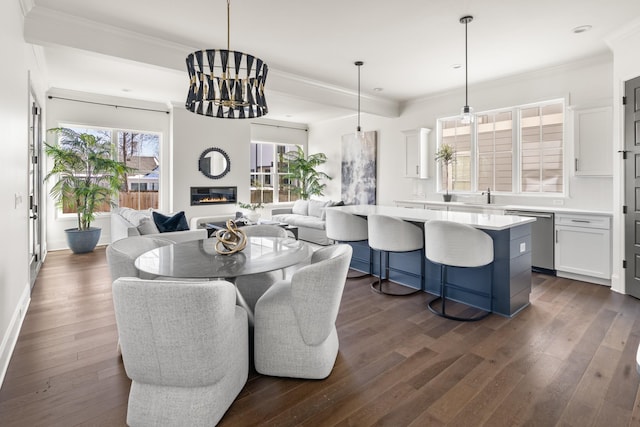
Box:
[452, 63, 462, 69]
[572, 25, 592, 34]
[373, 87, 383, 92]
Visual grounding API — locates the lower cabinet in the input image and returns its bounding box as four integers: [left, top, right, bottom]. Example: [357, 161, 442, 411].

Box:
[554, 213, 611, 284]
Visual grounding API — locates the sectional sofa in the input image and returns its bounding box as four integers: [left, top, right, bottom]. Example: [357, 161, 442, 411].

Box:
[271, 199, 341, 246]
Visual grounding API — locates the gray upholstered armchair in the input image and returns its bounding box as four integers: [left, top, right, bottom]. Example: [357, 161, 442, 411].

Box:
[234, 225, 288, 313]
[106, 236, 174, 281]
[112, 278, 248, 426]
[253, 244, 352, 379]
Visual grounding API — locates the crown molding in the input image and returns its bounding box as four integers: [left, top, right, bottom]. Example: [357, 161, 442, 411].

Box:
[605, 16, 640, 49]
[18, 0, 34, 17]
[24, 5, 400, 118]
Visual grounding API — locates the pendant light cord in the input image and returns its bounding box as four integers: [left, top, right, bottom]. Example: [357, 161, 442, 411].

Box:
[460, 16, 473, 109]
[355, 61, 363, 132]
[464, 19, 468, 107]
[227, 0, 231, 52]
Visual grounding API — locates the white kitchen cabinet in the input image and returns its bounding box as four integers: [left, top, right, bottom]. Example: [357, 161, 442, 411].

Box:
[403, 128, 430, 179]
[572, 105, 613, 176]
[555, 213, 611, 284]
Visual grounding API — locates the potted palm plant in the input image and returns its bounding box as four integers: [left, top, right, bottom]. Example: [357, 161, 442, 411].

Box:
[44, 127, 130, 253]
[283, 146, 332, 200]
[435, 143, 456, 202]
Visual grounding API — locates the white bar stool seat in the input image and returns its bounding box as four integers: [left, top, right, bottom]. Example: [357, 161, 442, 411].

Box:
[424, 220, 494, 321]
[367, 214, 424, 296]
[326, 209, 371, 279]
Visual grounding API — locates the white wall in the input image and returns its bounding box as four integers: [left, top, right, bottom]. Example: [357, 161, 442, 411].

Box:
[45, 91, 172, 250]
[172, 110, 310, 220]
[0, 0, 46, 386]
[172, 107, 251, 220]
[309, 54, 614, 212]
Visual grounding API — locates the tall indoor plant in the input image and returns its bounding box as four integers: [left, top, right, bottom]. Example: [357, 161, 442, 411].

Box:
[435, 143, 456, 202]
[283, 146, 332, 200]
[44, 127, 130, 253]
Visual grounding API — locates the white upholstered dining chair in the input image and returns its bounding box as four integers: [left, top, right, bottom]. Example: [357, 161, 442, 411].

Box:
[253, 244, 352, 379]
[112, 277, 248, 426]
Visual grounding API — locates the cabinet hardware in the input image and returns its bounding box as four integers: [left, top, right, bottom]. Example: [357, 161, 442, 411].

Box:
[575, 158, 578, 171]
[570, 219, 590, 223]
[416, 165, 419, 174]
[555, 230, 558, 243]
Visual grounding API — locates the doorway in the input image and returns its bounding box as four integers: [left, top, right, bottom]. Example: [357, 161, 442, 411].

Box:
[28, 87, 43, 288]
[624, 75, 640, 299]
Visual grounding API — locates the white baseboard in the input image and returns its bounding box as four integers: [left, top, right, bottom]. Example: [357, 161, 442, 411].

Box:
[0, 283, 31, 388]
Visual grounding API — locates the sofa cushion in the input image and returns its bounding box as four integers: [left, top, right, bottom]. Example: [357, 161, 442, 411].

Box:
[271, 213, 325, 230]
[119, 207, 151, 226]
[137, 217, 160, 235]
[308, 199, 330, 219]
[291, 200, 308, 216]
[153, 211, 190, 233]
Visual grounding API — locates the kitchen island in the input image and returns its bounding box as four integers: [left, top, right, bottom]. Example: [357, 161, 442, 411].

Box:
[328, 205, 536, 317]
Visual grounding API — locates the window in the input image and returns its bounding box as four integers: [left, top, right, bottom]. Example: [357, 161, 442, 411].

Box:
[477, 111, 513, 192]
[62, 126, 161, 213]
[440, 119, 472, 192]
[250, 142, 300, 204]
[519, 103, 564, 193]
[437, 99, 563, 195]
[116, 131, 161, 209]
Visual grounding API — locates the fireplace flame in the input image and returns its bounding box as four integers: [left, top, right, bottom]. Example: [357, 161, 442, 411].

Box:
[198, 196, 229, 203]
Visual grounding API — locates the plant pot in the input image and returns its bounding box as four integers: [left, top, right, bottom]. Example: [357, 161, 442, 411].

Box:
[443, 194, 452, 202]
[65, 227, 101, 254]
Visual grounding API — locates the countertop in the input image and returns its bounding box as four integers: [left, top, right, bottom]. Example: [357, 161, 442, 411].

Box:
[329, 204, 535, 231]
[394, 199, 613, 216]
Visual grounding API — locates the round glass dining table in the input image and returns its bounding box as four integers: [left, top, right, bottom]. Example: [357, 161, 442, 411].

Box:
[135, 236, 312, 280]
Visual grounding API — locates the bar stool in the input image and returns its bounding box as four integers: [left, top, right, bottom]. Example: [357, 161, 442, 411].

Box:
[424, 220, 493, 321]
[368, 214, 424, 296]
[326, 209, 371, 279]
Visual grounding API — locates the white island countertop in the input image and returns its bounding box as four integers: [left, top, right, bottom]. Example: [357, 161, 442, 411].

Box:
[329, 204, 535, 231]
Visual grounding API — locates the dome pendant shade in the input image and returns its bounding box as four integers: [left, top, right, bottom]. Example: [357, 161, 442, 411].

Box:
[185, 0, 268, 119]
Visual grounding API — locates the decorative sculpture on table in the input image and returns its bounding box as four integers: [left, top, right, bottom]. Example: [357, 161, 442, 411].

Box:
[214, 220, 247, 255]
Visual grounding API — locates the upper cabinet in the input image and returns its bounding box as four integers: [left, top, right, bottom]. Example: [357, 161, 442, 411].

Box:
[572, 105, 613, 176]
[403, 127, 431, 179]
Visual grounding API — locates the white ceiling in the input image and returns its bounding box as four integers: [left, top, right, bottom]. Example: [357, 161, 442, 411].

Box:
[22, 0, 640, 123]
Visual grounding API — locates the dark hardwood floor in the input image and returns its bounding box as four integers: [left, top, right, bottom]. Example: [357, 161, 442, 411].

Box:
[2, 247, 640, 426]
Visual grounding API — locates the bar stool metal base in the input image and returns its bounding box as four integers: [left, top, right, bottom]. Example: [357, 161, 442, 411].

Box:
[370, 277, 421, 296]
[427, 264, 491, 322]
[370, 250, 423, 296]
[347, 270, 370, 279]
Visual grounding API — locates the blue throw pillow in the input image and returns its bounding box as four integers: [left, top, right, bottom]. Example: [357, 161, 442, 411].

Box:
[152, 211, 190, 233]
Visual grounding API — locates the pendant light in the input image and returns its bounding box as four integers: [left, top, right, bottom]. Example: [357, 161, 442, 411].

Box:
[355, 61, 364, 139]
[459, 15, 474, 124]
[185, 0, 268, 119]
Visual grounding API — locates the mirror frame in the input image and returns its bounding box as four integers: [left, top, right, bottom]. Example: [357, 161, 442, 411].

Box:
[198, 147, 231, 179]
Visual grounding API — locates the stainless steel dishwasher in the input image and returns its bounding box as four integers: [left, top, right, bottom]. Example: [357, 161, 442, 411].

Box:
[504, 209, 555, 274]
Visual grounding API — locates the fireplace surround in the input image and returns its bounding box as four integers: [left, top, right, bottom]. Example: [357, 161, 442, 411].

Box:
[190, 186, 237, 206]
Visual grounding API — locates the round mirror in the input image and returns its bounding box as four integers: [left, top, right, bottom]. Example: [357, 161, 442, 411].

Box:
[198, 147, 230, 179]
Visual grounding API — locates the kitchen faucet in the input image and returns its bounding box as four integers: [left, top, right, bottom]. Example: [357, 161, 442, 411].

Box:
[482, 188, 491, 204]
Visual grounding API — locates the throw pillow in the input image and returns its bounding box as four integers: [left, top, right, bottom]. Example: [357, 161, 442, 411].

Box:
[152, 211, 190, 233]
[137, 217, 160, 235]
[291, 199, 309, 216]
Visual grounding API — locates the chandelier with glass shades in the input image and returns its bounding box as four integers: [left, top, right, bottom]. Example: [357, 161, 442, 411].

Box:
[185, 0, 268, 119]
